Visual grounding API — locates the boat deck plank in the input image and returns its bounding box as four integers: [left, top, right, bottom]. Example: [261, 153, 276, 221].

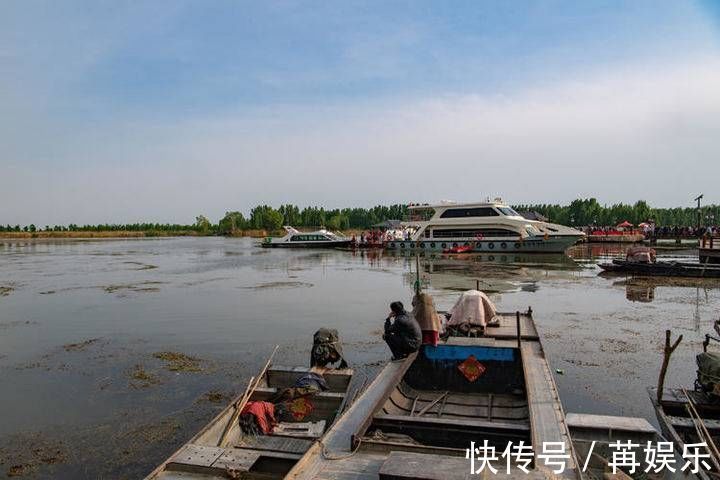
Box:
[378, 451, 550, 480]
[521, 341, 577, 478]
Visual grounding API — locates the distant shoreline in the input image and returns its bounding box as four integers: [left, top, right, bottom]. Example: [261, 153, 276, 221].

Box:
[0, 228, 363, 240]
[0, 229, 274, 239]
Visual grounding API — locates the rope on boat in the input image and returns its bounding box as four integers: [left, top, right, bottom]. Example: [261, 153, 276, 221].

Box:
[319, 438, 363, 460]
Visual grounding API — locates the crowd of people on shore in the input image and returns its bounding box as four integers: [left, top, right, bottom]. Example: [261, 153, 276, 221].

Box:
[351, 227, 417, 246]
[583, 224, 719, 238]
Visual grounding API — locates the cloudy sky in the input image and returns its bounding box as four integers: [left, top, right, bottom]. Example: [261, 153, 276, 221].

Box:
[1, 1, 719, 225]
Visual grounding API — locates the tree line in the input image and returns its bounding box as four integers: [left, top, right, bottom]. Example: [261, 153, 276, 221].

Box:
[514, 198, 720, 227]
[217, 204, 409, 234]
[3, 199, 718, 235]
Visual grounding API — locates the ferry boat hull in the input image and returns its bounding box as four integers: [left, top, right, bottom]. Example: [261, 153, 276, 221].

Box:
[384, 235, 580, 253]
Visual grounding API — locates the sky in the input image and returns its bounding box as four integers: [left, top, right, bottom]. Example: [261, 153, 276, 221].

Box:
[1, 1, 720, 225]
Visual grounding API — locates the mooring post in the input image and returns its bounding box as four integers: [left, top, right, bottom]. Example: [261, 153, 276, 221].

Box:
[516, 311, 522, 349]
[657, 329, 683, 404]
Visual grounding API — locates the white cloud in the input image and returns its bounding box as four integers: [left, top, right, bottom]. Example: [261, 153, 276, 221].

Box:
[2, 56, 720, 225]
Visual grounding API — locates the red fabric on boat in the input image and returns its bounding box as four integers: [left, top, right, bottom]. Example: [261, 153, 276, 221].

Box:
[241, 401, 276, 434]
[422, 330, 439, 346]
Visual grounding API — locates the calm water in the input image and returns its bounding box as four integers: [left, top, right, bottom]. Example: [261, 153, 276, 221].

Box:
[0, 237, 718, 478]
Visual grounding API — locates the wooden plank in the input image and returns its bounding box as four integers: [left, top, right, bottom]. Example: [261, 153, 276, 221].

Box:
[350, 354, 418, 448]
[169, 444, 225, 468]
[378, 451, 549, 480]
[667, 415, 720, 431]
[236, 435, 314, 455]
[273, 421, 327, 438]
[267, 366, 353, 392]
[565, 413, 655, 434]
[373, 413, 530, 433]
[521, 341, 579, 479]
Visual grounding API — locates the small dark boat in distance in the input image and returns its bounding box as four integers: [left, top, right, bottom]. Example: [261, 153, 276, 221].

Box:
[599, 259, 720, 278]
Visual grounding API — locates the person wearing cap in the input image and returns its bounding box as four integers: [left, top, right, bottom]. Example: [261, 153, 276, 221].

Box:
[383, 301, 422, 360]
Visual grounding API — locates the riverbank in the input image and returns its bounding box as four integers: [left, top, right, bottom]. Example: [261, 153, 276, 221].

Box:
[0, 231, 198, 239]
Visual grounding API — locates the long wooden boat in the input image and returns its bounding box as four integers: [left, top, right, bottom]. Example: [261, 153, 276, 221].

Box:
[567, 412, 699, 479]
[145, 364, 353, 479]
[598, 259, 720, 278]
[650, 387, 719, 480]
[285, 309, 581, 480]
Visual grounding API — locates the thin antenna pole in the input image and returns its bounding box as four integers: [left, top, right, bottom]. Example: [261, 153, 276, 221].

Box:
[415, 254, 421, 294]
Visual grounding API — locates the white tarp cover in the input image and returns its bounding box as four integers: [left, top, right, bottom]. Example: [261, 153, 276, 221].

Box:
[447, 290, 496, 327]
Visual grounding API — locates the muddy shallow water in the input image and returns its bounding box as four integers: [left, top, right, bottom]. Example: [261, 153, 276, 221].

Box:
[0, 237, 719, 478]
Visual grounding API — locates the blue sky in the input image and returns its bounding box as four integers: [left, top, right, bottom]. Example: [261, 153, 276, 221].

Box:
[1, 1, 720, 224]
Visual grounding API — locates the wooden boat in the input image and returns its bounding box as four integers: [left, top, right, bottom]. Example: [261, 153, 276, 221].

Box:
[285, 309, 581, 480]
[649, 387, 719, 480]
[598, 259, 720, 278]
[567, 412, 697, 479]
[145, 364, 353, 479]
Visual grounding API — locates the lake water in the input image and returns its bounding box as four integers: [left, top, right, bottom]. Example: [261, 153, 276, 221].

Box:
[0, 237, 718, 478]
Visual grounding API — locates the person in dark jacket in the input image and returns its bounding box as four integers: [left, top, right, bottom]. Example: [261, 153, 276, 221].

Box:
[383, 301, 422, 360]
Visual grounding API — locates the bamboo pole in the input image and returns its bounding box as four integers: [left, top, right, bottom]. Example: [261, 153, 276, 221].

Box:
[656, 330, 682, 404]
[218, 345, 280, 447]
[682, 388, 720, 471]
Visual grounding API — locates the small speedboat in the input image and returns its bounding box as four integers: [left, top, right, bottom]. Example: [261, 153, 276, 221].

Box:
[261, 226, 352, 248]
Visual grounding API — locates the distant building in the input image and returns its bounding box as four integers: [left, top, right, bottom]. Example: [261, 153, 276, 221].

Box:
[519, 211, 548, 222]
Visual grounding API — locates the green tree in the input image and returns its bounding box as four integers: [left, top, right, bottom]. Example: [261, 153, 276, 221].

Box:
[195, 215, 212, 233]
[218, 211, 246, 235]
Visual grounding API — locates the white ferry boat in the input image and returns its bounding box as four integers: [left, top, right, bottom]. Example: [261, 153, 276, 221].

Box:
[386, 199, 584, 253]
[261, 226, 352, 248]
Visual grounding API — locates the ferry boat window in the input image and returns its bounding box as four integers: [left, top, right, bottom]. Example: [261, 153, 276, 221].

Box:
[439, 207, 499, 218]
[407, 208, 436, 221]
[498, 207, 520, 216]
[290, 235, 305, 241]
[433, 228, 518, 238]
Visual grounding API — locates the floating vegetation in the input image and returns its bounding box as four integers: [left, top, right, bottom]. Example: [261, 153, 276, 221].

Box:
[243, 281, 313, 290]
[0, 432, 67, 477]
[0, 285, 14, 296]
[129, 364, 160, 388]
[153, 351, 202, 372]
[63, 338, 100, 352]
[122, 261, 158, 270]
[201, 390, 230, 403]
[123, 418, 182, 444]
[103, 281, 164, 294]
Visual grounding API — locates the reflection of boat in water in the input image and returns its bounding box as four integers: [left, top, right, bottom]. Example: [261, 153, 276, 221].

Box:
[385, 199, 584, 253]
[388, 249, 580, 268]
[261, 226, 352, 248]
[599, 259, 720, 278]
[145, 359, 353, 479]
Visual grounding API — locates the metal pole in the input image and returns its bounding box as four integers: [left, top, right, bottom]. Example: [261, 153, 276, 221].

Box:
[516, 311, 521, 349]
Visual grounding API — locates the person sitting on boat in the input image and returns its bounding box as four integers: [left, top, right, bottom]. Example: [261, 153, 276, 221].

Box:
[383, 301, 422, 360]
[412, 292, 442, 347]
